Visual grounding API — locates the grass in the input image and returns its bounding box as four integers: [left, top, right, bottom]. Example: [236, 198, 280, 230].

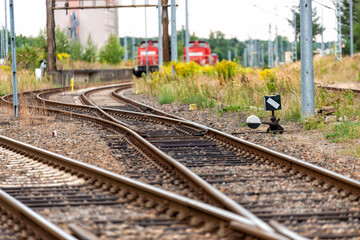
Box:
[59, 59, 136, 70]
[134, 60, 303, 122]
[314, 55, 360, 85]
[325, 122, 360, 143]
[0, 69, 56, 96]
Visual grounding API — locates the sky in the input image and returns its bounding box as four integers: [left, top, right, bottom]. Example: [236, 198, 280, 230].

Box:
[2, 0, 338, 42]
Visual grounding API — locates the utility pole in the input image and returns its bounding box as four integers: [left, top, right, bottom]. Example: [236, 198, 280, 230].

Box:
[132, 37, 136, 60]
[274, 26, 278, 66]
[280, 36, 283, 63]
[124, 35, 128, 62]
[5, 0, 8, 57]
[1, 27, 4, 58]
[234, 48, 237, 61]
[350, 0, 353, 56]
[228, 50, 231, 61]
[170, 0, 177, 74]
[321, 0, 324, 57]
[162, 0, 170, 62]
[335, 0, 342, 61]
[244, 48, 247, 67]
[261, 43, 264, 66]
[292, 9, 297, 62]
[268, 24, 273, 68]
[144, 1, 149, 77]
[300, 0, 315, 117]
[181, 25, 184, 45]
[185, 0, 189, 63]
[46, 0, 56, 73]
[9, 0, 18, 118]
[158, 0, 163, 66]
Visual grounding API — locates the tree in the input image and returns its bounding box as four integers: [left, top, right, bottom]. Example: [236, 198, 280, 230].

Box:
[71, 41, 83, 61]
[208, 31, 227, 60]
[342, 0, 359, 54]
[82, 34, 97, 63]
[16, 44, 45, 70]
[99, 34, 124, 64]
[288, 5, 323, 42]
[55, 28, 71, 55]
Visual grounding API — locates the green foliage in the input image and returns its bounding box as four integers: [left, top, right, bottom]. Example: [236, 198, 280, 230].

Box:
[158, 86, 175, 104]
[341, 0, 359, 54]
[55, 28, 71, 55]
[71, 41, 83, 61]
[16, 44, 45, 70]
[288, 4, 323, 42]
[82, 34, 97, 63]
[325, 122, 360, 143]
[302, 116, 324, 130]
[99, 34, 124, 64]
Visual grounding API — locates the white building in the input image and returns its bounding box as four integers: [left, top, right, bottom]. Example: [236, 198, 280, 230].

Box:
[54, 0, 119, 48]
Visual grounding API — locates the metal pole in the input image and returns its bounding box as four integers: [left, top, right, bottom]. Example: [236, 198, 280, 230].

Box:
[144, 1, 149, 77]
[243, 48, 247, 67]
[132, 36, 136, 60]
[292, 9, 297, 62]
[1, 27, 4, 58]
[5, 0, 8, 58]
[274, 26, 278, 66]
[9, 0, 18, 118]
[335, 0, 342, 61]
[268, 24, 273, 68]
[158, 0, 163, 66]
[181, 25, 184, 45]
[124, 35, 128, 62]
[300, 0, 315, 117]
[228, 50, 231, 61]
[170, 0, 177, 74]
[280, 36, 283, 63]
[185, 0, 189, 63]
[350, 0, 353, 56]
[321, 1, 324, 57]
[234, 48, 237, 61]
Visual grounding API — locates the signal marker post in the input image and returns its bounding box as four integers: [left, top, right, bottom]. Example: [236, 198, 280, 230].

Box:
[262, 95, 283, 134]
[70, 78, 74, 93]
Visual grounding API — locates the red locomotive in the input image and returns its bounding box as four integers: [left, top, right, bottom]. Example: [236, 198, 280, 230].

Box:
[183, 40, 218, 65]
[134, 40, 159, 77]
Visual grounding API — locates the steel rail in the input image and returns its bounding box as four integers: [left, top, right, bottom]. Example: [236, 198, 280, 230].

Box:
[0, 133, 287, 240]
[116, 86, 360, 199]
[0, 189, 77, 240]
[319, 85, 360, 95]
[3, 90, 278, 235]
[79, 85, 275, 233]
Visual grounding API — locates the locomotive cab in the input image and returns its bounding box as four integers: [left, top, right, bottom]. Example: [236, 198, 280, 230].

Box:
[134, 40, 159, 77]
[183, 41, 214, 65]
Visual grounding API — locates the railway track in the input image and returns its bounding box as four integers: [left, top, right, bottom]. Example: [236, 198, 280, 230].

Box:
[3, 83, 360, 238]
[0, 134, 285, 239]
[1, 87, 290, 239]
[77, 84, 360, 238]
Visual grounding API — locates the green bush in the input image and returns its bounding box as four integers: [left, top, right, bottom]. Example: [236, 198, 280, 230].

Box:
[99, 34, 124, 64]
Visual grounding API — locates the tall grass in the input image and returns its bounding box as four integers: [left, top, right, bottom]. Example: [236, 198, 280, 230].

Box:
[0, 69, 56, 96]
[134, 60, 302, 121]
[314, 55, 360, 85]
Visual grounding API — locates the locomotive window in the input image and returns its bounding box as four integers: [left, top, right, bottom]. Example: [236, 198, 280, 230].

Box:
[140, 42, 158, 48]
[189, 43, 208, 48]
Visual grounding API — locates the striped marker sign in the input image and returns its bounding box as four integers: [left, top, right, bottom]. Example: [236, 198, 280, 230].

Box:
[264, 95, 281, 111]
[246, 115, 261, 129]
